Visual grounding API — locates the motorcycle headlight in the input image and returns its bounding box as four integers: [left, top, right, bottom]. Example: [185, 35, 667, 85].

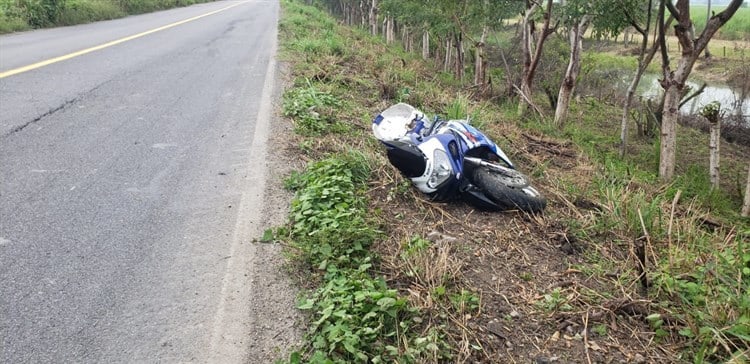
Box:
[427, 149, 453, 188]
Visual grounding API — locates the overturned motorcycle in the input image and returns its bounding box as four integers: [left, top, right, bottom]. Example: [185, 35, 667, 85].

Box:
[372, 103, 546, 213]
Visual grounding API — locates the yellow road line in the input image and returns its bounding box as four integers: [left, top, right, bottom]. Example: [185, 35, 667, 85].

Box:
[0, 1, 246, 79]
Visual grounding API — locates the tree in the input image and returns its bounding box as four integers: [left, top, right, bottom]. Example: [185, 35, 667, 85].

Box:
[700, 101, 721, 189]
[553, 0, 645, 126]
[618, 0, 661, 157]
[553, 0, 592, 126]
[704, 0, 712, 58]
[518, 0, 556, 116]
[553, 16, 589, 126]
[369, 0, 378, 35]
[656, 0, 743, 181]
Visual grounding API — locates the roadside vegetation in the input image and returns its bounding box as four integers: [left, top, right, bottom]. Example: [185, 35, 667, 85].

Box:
[276, 0, 749, 363]
[0, 0, 217, 33]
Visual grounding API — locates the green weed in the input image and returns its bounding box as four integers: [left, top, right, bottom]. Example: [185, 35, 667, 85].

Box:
[0, 0, 215, 32]
[536, 288, 574, 313]
[282, 81, 347, 136]
[281, 151, 440, 363]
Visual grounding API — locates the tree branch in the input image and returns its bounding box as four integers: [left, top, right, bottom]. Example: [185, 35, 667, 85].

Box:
[665, 0, 679, 19]
[679, 83, 706, 108]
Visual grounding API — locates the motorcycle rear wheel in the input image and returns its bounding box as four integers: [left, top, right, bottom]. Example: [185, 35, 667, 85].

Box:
[471, 163, 546, 213]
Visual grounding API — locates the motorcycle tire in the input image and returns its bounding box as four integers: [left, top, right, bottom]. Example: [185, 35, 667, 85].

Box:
[471, 163, 546, 213]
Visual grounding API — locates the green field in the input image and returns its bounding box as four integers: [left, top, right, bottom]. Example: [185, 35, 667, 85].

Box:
[692, 5, 750, 41]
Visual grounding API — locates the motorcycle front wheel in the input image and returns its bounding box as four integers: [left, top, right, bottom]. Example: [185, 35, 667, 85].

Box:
[470, 163, 546, 213]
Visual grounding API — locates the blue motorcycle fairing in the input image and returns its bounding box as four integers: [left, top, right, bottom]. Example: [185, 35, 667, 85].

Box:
[442, 121, 514, 169]
[427, 133, 462, 170]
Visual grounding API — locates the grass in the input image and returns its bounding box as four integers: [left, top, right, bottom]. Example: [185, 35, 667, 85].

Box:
[692, 5, 750, 41]
[277, 2, 455, 362]
[280, 153, 429, 363]
[277, 0, 750, 362]
[0, 0, 217, 33]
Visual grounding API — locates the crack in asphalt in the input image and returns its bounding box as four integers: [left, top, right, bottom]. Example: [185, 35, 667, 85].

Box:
[5, 97, 81, 137]
[4, 82, 108, 138]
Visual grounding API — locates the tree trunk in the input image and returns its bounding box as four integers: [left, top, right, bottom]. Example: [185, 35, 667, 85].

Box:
[708, 116, 720, 189]
[360, 0, 366, 27]
[404, 27, 412, 53]
[554, 16, 590, 126]
[742, 164, 750, 217]
[657, 0, 743, 181]
[444, 37, 452, 73]
[422, 30, 430, 60]
[518, 0, 553, 117]
[659, 82, 681, 181]
[474, 26, 488, 86]
[455, 31, 464, 81]
[518, 3, 535, 116]
[704, 0, 712, 58]
[620, 0, 656, 157]
[385, 15, 394, 44]
[369, 0, 378, 36]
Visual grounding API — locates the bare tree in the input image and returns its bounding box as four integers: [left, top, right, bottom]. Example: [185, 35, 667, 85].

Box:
[656, 0, 743, 181]
[619, 0, 660, 157]
[518, 0, 555, 116]
[554, 15, 590, 126]
[385, 15, 395, 44]
[474, 26, 489, 87]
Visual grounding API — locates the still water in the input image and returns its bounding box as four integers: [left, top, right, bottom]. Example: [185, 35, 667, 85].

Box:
[637, 73, 750, 124]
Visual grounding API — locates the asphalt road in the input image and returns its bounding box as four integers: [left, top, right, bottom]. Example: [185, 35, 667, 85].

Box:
[0, 1, 280, 362]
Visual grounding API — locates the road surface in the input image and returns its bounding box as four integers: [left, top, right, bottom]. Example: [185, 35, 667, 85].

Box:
[0, 1, 297, 362]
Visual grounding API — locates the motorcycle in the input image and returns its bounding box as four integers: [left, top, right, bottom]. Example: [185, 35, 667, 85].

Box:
[372, 103, 546, 213]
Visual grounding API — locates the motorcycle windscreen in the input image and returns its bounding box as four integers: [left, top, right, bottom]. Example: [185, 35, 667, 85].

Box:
[372, 103, 421, 141]
[386, 142, 427, 178]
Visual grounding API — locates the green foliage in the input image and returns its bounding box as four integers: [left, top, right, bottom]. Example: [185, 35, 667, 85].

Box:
[652, 231, 750, 361]
[280, 2, 345, 60]
[670, 164, 736, 215]
[0, 0, 28, 32]
[282, 0, 750, 362]
[536, 288, 574, 313]
[0, 0, 215, 32]
[57, 0, 123, 25]
[117, 0, 212, 14]
[282, 152, 440, 363]
[282, 81, 347, 136]
[449, 290, 480, 312]
[8, 0, 64, 27]
[401, 236, 431, 257]
[296, 270, 411, 363]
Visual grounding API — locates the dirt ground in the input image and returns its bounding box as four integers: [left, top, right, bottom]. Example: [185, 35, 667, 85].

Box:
[243, 62, 305, 363]
[366, 132, 681, 363]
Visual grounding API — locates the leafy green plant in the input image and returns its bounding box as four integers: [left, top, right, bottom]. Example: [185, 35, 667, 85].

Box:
[536, 288, 574, 313]
[450, 290, 480, 312]
[57, 0, 123, 25]
[281, 151, 439, 363]
[282, 81, 347, 136]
